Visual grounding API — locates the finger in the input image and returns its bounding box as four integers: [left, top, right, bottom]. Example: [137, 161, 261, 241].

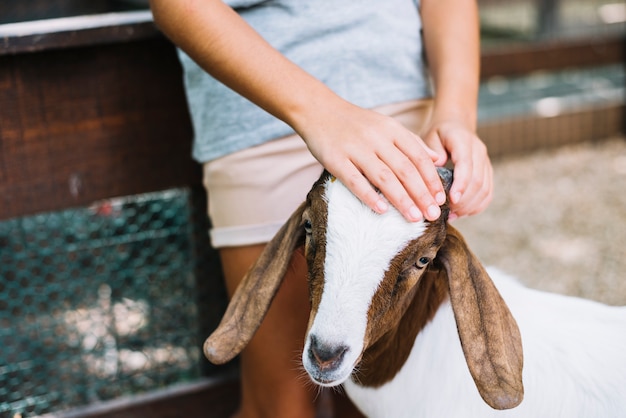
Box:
[450, 157, 493, 217]
[469, 162, 494, 214]
[358, 155, 429, 222]
[422, 129, 449, 166]
[335, 162, 390, 215]
[394, 134, 447, 207]
[447, 129, 483, 206]
[449, 156, 472, 206]
[373, 140, 443, 221]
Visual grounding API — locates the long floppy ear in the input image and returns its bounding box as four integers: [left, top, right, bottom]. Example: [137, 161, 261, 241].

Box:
[436, 224, 524, 410]
[204, 201, 307, 364]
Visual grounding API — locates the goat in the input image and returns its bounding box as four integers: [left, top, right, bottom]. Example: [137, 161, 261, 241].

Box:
[204, 169, 626, 417]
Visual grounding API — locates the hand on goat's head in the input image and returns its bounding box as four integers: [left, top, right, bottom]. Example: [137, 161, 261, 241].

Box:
[301, 170, 449, 387]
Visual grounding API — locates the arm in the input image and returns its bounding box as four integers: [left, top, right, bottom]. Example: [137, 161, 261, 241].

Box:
[149, 0, 446, 222]
[421, 0, 493, 218]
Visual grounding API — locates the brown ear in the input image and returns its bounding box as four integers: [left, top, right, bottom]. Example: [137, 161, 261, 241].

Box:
[437, 224, 524, 410]
[203, 201, 307, 364]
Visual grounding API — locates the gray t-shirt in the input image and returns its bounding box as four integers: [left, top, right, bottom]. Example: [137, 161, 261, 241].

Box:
[179, 0, 432, 163]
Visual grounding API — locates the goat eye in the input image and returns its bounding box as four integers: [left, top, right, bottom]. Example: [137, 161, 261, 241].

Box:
[304, 219, 312, 235]
[415, 257, 430, 269]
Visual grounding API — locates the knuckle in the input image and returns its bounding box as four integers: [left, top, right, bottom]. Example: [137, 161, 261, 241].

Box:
[343, 173, 380, 206]
[408, 188, 435, 211]
[373, 166, 396, 185]
[343, 171, 365, 191]
[396, 160, 417, 180]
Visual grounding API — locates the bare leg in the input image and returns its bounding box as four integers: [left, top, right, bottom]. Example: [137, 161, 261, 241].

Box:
[219, 244, 317, 418]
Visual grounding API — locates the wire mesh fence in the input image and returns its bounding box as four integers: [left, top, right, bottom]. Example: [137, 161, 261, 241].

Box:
[0, 189, 221, 417]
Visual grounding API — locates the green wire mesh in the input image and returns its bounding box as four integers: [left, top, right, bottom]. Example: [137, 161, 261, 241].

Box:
[0, 189, 223, 417]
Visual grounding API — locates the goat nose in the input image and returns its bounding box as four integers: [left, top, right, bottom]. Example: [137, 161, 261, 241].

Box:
[309, 335, 348, 369]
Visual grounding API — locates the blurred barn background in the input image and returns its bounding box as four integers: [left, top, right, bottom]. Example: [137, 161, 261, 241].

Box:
[0, 0, 624, 417]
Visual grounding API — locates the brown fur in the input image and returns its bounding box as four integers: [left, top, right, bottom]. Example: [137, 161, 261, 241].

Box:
[357, 266, 448, 387]
[303, 177, 330, 331]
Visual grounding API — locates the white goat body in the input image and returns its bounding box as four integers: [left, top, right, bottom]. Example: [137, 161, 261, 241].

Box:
[205, 170, 626, 417]
[345, 269, 626, 417]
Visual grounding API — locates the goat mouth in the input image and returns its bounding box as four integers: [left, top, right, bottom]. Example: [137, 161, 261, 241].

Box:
[311, 376, 342, 387]
[308, 371, 349, 387]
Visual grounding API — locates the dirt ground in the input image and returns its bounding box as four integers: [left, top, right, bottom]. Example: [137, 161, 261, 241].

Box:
[453, 136, 626, 306]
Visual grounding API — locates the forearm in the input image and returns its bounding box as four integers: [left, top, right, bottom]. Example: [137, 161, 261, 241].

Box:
[150, 0, 448, 222]
[149, 0, 341, 134]
[421, 0, 480, 131]
[420, 0, 491, 218]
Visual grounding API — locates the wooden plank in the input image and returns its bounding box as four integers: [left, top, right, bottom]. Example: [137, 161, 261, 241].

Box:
[0, 38, 198, 221]
[0, 12, 158, 55]
[478, 103, 625, 158]
[0, 0, 128, 25]
[47, 377, 240, 418]
[48, 375, 367, 418]
[481, 35, 625, 79]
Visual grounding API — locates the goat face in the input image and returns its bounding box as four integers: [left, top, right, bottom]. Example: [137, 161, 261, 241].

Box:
[301, 172, 448, 386]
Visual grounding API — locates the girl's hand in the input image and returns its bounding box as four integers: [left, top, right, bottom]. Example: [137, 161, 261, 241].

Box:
[296, 100, 447, 223]
[422, 120, 493, 220]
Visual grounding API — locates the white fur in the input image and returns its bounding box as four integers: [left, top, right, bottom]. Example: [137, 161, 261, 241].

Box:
[304, 179, 626, 417]
[303, 178, 427, 385]
[303, 178, 426, 385]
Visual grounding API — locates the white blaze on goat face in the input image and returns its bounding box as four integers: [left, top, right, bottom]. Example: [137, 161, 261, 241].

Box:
[303, 176, 427, 386]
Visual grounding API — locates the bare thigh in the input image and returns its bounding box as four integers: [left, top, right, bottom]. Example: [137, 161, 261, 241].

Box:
[219, 245, 317, 418]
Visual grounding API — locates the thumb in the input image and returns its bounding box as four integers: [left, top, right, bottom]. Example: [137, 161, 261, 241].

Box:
[423, 130, 448, 166]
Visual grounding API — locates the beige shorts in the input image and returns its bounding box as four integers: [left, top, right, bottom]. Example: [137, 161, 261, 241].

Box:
[204, 99, 433, 248]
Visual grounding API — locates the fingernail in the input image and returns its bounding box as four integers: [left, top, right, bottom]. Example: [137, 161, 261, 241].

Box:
[435, 192, 446, 205]
[452, 192, 462, 204]
[427, 204, 441, 220]
[376, 199, 389, 213]
[448, 212, 459, 222]
[409, 205, 423, 221]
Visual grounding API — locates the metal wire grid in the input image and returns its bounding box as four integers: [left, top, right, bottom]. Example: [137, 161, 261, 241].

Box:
[0, 189, 207, 417]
